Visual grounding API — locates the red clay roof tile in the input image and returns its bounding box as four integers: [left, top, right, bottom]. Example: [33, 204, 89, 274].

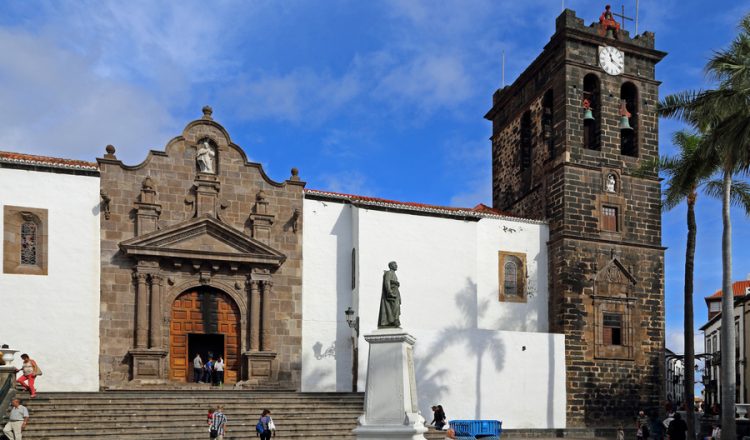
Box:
[0, 151, 98, 171]
[706, 280, 750, 300]
[303, 189, 520, 219]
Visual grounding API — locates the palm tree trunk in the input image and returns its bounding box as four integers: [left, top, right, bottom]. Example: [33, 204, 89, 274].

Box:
[720, 169, 736, 440]
[685, 191, 697, 440]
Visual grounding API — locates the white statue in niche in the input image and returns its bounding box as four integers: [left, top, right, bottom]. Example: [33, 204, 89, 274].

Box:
[606, 173, 617, 192]
[196, 141, 216, 173]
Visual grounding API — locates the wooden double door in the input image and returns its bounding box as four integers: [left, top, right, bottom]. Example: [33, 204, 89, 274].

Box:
[170, 288, 241, 383]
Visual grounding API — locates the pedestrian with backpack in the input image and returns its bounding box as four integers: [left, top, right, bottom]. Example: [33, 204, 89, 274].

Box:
[256, 409, 275, 439]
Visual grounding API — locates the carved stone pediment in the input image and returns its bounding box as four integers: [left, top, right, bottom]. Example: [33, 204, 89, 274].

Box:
[595, 258, 636, 285]
[119, 215, 286, 267]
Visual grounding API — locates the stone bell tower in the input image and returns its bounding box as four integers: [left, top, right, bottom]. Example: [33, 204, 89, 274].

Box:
[485, 8, 666, 426]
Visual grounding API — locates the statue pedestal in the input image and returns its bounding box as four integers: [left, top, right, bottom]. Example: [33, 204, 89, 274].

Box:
[353, 328, 427, 440]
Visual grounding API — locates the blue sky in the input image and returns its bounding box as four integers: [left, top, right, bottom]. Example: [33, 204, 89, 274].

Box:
[1, 0, 748, 355]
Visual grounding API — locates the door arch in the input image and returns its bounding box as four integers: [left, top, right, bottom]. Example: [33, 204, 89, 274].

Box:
[169, 288, 241, 383]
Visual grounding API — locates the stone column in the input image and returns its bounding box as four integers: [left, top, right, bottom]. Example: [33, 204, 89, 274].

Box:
[134, 271, 149, 349]
[261, 281, 273, 351]
[149, 274, 163, 348]
[250, 280, 261, 351]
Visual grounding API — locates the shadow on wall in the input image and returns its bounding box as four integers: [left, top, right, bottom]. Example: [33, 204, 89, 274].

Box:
[416, 278, 506, 419]
[301, 351, 334, 389]
[313, 341, 337, 360]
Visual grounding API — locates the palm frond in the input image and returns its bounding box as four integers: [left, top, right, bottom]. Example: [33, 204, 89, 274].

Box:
[704, 179, 750, 214]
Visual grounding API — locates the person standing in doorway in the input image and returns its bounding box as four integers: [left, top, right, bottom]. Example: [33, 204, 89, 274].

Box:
[210, 405, 227, 440]
[193, 354, 203, 383]
[214, 356, 224, 386]
[203, 357, 214, 384]
[3, 398, 29, 440]
[16, 354, 40, 398]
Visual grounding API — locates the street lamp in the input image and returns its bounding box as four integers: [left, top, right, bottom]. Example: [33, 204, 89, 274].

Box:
[344, 307, 360, 392]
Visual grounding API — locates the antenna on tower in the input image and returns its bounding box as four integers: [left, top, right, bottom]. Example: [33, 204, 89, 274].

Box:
[635, 0, 640, 34]
[562, 0, 564, 11]
[502, 50, 506, 88]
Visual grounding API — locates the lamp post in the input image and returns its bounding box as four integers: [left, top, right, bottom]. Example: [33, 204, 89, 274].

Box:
[345, 307, 359, 392]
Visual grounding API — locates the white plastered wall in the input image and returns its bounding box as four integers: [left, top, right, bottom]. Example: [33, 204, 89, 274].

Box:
[0, 167, 100, 392]
[301, 198, 566, 428]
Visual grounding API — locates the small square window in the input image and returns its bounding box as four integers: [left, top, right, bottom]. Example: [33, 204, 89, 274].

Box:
[602, 206, 618, 232]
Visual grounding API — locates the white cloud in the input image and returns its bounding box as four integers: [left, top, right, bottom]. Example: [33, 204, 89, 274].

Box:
[316, 171, 376, 196]
[667, 326, 705, 355]
[222, 69, 361, 124]
[373, 53, 474, 111]
[0, 28, 175, 163]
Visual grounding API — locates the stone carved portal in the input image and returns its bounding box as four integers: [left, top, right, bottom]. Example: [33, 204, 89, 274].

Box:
[170, 288, 241, 383]
[98, 109, 305, 390]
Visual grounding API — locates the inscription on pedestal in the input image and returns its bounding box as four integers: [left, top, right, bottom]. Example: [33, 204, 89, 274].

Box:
[252, 360, 271, 377]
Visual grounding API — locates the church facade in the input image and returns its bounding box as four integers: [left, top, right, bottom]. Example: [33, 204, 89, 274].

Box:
[0, 8, 665, 429]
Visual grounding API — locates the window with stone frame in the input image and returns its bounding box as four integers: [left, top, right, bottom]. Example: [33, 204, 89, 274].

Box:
[3, 206, 48, 275]
[498, 251, 527, 302]
[602, 206, 618, 232]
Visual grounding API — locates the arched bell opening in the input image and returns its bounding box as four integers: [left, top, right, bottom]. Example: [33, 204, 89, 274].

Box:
[583, 74, 601, 151]
[620, 82, 639, 157]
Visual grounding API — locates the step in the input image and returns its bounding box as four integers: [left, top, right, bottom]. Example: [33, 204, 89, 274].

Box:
[16, 390, 367, 439]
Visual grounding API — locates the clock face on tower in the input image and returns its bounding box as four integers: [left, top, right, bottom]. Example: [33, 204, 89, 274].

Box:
[599, 45, 625, 75]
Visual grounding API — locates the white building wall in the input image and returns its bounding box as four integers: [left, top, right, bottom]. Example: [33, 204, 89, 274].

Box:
[301, 200, 355, 392]
[301, 197, 566, 428]
[0, 167, 100, 392]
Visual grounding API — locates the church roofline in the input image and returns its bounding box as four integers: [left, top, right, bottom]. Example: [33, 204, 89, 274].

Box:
[0, 150, 99, 175]
[304, 189, 547, 225]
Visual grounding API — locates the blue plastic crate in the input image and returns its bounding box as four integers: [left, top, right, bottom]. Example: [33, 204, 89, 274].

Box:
[449, 420, 502, 438]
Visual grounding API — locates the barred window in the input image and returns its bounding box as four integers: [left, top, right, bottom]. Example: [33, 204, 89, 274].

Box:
[504, 261, 518, 296]
[20, 221, 37, 265]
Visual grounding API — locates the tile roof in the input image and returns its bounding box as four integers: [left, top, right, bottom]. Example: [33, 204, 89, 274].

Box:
[303, 189, 545, 223]
[0, 151, 99, 171]
[705, 280, 750, 300]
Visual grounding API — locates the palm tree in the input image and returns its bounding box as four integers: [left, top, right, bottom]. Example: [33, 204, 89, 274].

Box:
[659, 14, 750, 439]
[643, 131, 750, 440]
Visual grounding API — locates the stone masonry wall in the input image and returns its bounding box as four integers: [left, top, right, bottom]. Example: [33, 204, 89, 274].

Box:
[98, 114, 304, 389]
[487, 9, 666, 426]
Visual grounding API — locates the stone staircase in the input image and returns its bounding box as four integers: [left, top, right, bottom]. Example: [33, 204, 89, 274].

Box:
[12, 390, 448, 440]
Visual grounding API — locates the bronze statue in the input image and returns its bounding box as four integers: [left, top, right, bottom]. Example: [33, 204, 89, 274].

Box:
[378, 261, 401, 328]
